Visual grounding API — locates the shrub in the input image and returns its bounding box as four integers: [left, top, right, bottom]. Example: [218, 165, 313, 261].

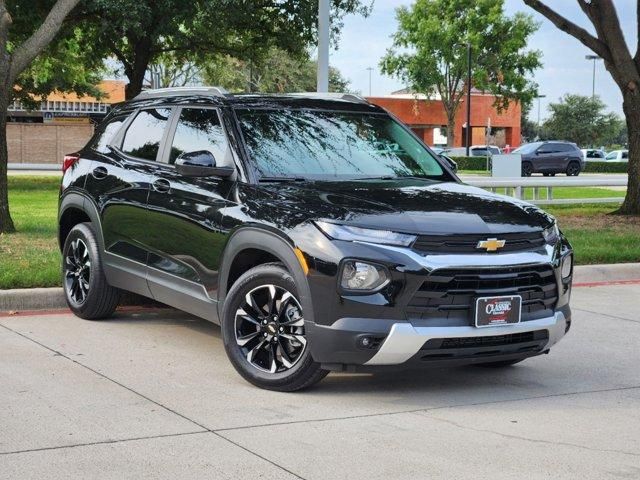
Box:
[584, 161, 628, 173]
[449, 156, 490, 171]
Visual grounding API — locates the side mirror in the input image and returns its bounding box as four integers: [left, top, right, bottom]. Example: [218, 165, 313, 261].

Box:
[174, 150, 234, 178]
[440, 154, 458, 173]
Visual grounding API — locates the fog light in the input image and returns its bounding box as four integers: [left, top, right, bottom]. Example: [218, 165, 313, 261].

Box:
[341, 261, 389, 291]
[561, 254, 573, 279]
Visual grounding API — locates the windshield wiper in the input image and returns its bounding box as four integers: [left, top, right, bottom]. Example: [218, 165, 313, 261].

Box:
[258, 176, 308, 183]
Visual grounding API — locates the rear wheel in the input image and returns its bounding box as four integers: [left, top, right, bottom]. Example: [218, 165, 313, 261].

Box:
[221, 263, 328, 391]
[63, 223, 120, 319]
[566, 161, 581, 176]
[521, 161, 533, 177]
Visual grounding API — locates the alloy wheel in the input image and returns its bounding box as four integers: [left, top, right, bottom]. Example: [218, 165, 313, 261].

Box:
[64, 238, 91, 304]
[567, 163, 580, 176]
[234, 284, 307, 374]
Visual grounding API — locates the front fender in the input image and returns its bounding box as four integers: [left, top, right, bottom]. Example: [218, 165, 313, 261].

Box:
[216, 226, 314, 326]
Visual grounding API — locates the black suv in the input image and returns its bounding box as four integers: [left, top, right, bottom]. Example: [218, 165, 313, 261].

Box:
[58, 88, 573, 391]
[514, 141, 585, 176]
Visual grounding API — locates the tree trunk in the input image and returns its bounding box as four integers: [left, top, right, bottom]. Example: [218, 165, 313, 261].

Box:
[124, 38, 152, 100]
[0, 89, 15, 233]
[446, 115, 456, 147]
[617, 93, 640, 214]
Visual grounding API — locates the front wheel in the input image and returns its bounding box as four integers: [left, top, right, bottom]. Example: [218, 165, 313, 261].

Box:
[522, 161, 533, 177]
[221, 263, 328, 391]
[62, 223, 120, 319]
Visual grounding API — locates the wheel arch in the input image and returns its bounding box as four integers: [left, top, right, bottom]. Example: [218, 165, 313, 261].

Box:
[58, 192, 104, 251]
[217, 227, 314, 325]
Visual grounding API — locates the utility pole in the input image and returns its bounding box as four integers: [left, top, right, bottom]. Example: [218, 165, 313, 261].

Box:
[536, 94, 546, 127]
[366, 67, 373, 96]
[585, 54, 602, 99]
[465, 42, 472, 157]
[317, 0, 330, 93]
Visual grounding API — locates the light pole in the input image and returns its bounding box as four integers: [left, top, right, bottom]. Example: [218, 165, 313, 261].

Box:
[366, 67, 373, 96]
[585, 54, 602, 99]
[536, 94, 546, 128]
[317, 0, 330, 93]
[465, 42, 472, 157]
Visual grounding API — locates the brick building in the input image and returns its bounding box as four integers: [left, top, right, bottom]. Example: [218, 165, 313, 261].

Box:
[7, 80, 126, 165]
[368, 90, 522, 149]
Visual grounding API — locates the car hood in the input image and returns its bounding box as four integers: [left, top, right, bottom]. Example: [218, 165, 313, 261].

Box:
[247, 178, 553, 235]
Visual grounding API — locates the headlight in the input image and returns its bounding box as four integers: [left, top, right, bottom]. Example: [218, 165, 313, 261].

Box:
[542, 223, 560, 245]
[561, 254, 573, 279]
[340, 260, 389, 291]
[315, 221, 416, 247]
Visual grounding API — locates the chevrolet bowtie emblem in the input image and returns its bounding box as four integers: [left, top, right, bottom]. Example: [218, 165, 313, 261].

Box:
[477, 238, 506, 252]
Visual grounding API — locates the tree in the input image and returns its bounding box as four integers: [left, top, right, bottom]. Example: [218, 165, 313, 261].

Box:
[540, 94, 620, 147]
[380, 0, 541, 147]
[520, 97, 538, 143]
[201, 48, 353, 94]
[82, 0, 370, 100]
[523, 1, 640, 213]
[0, 0, 96, 233]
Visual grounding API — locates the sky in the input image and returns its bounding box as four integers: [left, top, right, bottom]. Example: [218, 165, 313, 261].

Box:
[329, 0, 637, 121]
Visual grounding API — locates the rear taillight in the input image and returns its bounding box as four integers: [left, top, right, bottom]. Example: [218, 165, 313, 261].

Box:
[63, 154, 80, 173]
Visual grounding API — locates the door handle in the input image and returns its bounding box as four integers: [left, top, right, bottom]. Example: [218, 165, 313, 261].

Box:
[91, 166, 108, 180]
[152, 178, 171, 193]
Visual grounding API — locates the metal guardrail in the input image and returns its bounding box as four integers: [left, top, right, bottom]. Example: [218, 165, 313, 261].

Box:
[466, 177, 628, 205]
[8, 163, 60, 171]
[6, 164, 628, 205]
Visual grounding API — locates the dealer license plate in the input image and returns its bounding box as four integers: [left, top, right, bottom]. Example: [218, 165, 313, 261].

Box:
[475, 295, 522, 328]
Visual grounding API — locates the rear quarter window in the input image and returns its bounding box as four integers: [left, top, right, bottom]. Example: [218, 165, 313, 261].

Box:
[89, 115, 128, 154]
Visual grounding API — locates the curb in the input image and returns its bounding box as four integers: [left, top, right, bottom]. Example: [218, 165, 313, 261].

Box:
[1, 263, 639, 313]
[0, 288, 159, 313]
[572, 263, 640, 285]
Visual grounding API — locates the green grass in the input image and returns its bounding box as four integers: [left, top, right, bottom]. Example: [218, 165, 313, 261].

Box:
[0, 176, 638, 289]
[0, 176, 60, 289]
[545, 204, 640, 265]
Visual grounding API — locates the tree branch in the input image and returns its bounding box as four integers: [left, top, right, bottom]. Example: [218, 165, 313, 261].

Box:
[9, 0, 80, 82]
[522, 0, 612, 62]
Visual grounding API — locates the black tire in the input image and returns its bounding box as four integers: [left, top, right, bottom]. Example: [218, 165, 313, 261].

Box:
[522, 161, 533, 177]
[62, 223, 120, 320]
[566, 161, 581, 176]
[221, 263, 328, 391]
[474, 358, 525, 368]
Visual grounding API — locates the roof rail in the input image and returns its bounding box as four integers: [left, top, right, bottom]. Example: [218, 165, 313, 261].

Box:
[134, 86, 229, 100]
[287, 92, 369, 104]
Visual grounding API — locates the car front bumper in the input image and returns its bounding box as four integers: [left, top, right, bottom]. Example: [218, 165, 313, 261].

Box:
[301, 235, 573, 371]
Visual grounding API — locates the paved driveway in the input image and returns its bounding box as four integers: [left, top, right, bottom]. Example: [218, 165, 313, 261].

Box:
[1, 284, 639, 479]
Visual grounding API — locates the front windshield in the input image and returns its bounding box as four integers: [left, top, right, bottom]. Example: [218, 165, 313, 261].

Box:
[236, 109, 447, 180]
[513, 142, 542, 154]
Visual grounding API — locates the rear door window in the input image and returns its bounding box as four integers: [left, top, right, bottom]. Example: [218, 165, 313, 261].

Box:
[167, 108, 229, 165]
[121, 108, 172, 161]
[556, 144, 574, 153]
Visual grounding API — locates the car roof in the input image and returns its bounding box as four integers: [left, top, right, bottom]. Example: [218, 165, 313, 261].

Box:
[116, 87, 385, 114]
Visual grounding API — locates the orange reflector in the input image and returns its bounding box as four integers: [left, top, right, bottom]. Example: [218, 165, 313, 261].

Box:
[294, 248, 309, 276]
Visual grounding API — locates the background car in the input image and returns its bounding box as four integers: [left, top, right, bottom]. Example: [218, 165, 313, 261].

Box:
[513, 141, 584, 176]
[442, 145, 500, 157]
[605, 150, 628, 162]
[581, 148, 606, 161]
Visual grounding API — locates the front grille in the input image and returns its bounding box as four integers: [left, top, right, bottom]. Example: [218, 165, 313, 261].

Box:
[422, 331, 548, 350]
[407, 265, 558, 323]
[413, 231, 546, 254]
[419, 330, 549, 360]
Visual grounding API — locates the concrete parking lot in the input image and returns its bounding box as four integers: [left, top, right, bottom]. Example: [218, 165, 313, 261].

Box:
[1, 283, 639, 479]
